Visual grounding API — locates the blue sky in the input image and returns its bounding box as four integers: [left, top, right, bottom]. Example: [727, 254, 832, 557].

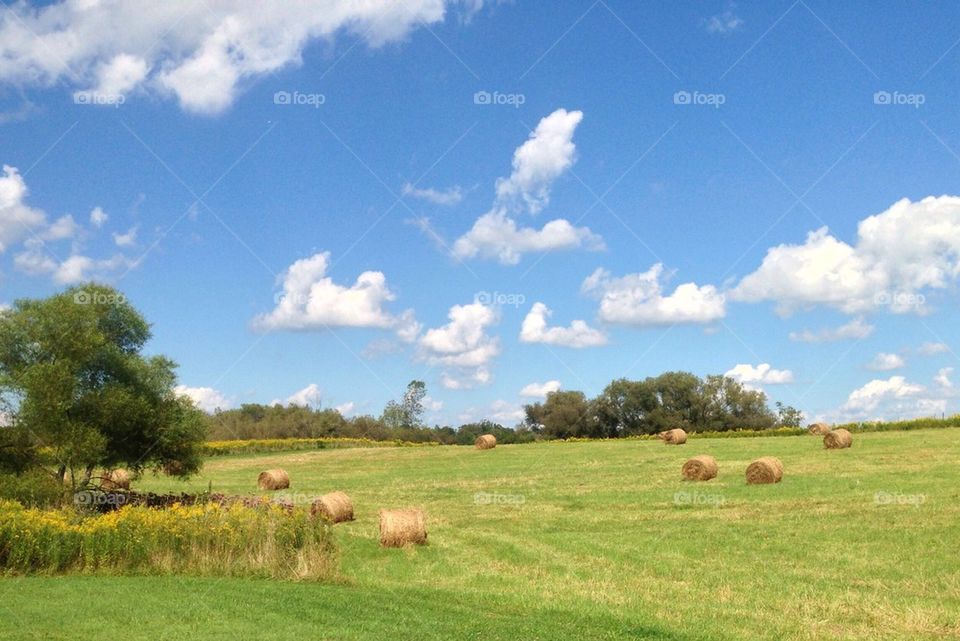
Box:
[2, 0, 959, 425]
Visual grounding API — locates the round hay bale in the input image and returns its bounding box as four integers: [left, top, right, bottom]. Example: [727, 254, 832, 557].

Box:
[681, 455, 718, 481]
[475, 434, 497, 450]
[101, 469, 132, 490]
[311, 491, 354, 523]
[808, 422, 832, 436]
[379, 508, 427, 547]
[661, 428, 687, 445]
[745, 457, 783, 485]
[257, 469, 290, 491]
[824, 428, 853, 449]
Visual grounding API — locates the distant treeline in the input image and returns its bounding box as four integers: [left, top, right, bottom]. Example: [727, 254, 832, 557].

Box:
[204, 404, 536, 445]
[203, 371, 807, 443]
[202, 372, 960, 446]
[833, 415, 960, 433]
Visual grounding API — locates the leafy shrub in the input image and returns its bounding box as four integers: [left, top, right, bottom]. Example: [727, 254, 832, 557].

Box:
[0, 500, 336, 580]
[0, 469, 66, 508]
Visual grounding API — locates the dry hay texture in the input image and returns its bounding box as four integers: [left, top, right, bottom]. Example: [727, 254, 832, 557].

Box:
[745, 457, 784, 485]
[475, 434, 497, 450]
[379, 508, 427, 547]
[257, 468, 290, 491]
[824, 428, 853, 449]
[808, 422, 832, 436]
[660, 428, 688, 445]
[681, 455, 718, 481]
[311, 491, 354, 523]
[101, 469, 132, 491]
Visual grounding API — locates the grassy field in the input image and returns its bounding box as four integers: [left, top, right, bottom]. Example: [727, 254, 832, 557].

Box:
[2, 429, 959, 640]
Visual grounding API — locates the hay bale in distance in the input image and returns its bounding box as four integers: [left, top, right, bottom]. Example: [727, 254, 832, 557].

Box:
[808, 422, 832, 436]
[824, 428, 853, 449]
[257, 469, 290, 491]
[660, 428, 688, 445]
[379, 508, 427, 547]
[101, 469, 132, 490]
[475, 434, 497, 450]
[681, 455, 718, 481]
[745, 457, 784, 485]
[311, 491, 354, 523]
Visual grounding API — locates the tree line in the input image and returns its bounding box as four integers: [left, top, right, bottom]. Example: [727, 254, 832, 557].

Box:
[523, 373, 801, 439]
[206, 374, 801, 443]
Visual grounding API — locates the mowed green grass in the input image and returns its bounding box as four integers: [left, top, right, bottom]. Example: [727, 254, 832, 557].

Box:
[3, 430, 959, 641]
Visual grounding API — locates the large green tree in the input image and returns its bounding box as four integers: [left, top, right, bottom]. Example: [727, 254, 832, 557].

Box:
[0, 284, 206, 486]
[526, 391, 592, 439]
[381, 380, 427, 429]
[591, 378, 659, 436]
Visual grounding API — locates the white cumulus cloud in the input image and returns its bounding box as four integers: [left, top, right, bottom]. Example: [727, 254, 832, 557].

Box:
[252, 252, 420, 340]
[419, 301, 499, 389]
[934, 367, 953, 389]
[0, 0, 474, 114]
[285, 383, 322, 407]
[724, 363, 794, 390]
[866, 352, 906, 371]
[495, 108, 582, 214]
[453, 210, 603, 265]
[334, 401, 355, 416]
[582, 264, 726, 326]
[731, 196, 960, 316]
[89, 206, 108, 228]
[0, 165, 46, 252]
[519, 380, 561, 398]
[175, 385, 232, 413]
[113, 226, 138, 247]
[451, 108, 603, 264]
[520, 302, 606, 348]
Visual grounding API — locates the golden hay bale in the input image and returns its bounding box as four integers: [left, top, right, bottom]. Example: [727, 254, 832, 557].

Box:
[681, 455, 718, 481]
[660, 428, 687, 445]
[311, 491, 354, 523]
[808, 422, 832, 436]
[745, 457, 784, 485]
[379, 508, 427, 547]
[257, 469, 290, 491]
[101, 469, 132, 490]
[824, 428, 853, 449]
[475, 434, 497, 450]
